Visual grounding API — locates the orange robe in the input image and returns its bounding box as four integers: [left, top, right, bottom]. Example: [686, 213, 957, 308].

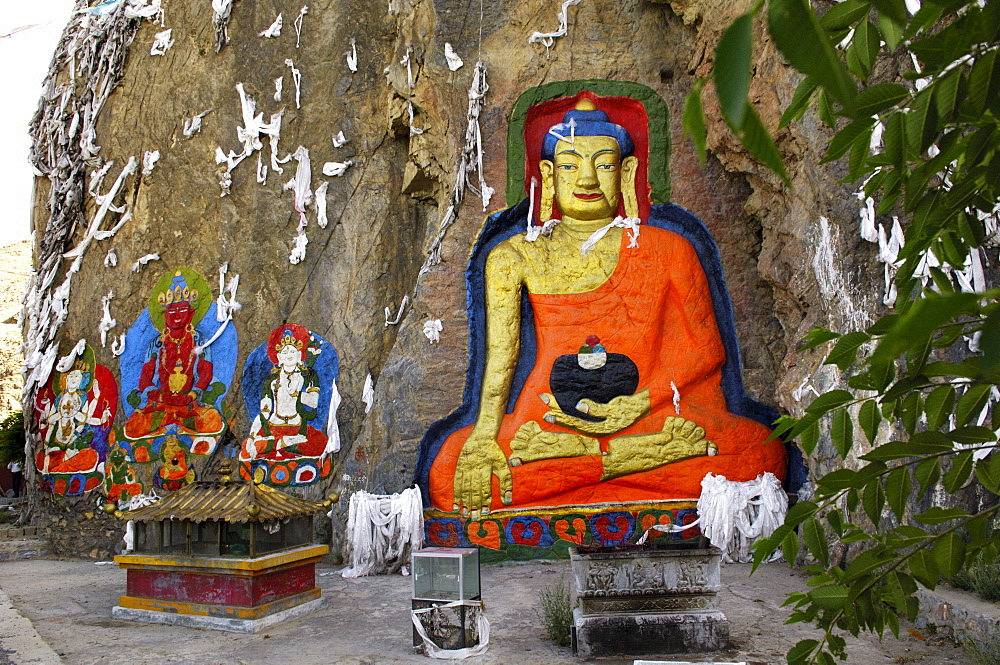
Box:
[429, 226, 786, 510]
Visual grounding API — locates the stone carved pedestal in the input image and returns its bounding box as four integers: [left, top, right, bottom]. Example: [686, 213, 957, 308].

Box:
[569, 543, 729, 657]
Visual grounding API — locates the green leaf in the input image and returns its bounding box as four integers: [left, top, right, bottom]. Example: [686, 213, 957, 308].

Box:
[944, 451, 972, 494]
[900, 391, 923, 435]
[866, 314, 899, 336]
[914, 457, 941, 492]
[882, 111, 906, 170]
[956, 384, 992, 426]
[870, 293, 981, 368]
[922, 360, 980, 378]
[924, 384, 956, 431]
[905, 86, 939, 154]
[818, 468, 863, 492]
[979, 310, 1000, 381]
[739, 104, 791, 183]
[810, 584, 850, 609]
[769, 414, 797, 441]
[683, 78, 709, 167]
[852, 83, 909, 117]
[827, 509, 844, 534]
[799, 326, 841, 351]
[904, 2, 942, 41]
[969, 49, 999, 115]
[932, 321, 969, 349]
[832, 409, 854, 459]
[956, 210, 987, 248]
[820, 0, 872, 30]
[911, 429, 956, 448]
[845, 546, 893, 581]
[802, 517, 830, 566]
[846, 125, 874, 182]
[975, 451, 1000, 494]
[807, 389, 855, 415]
[863, 480, 885, 525]
[916, 506, 968, 524]
[818, 88, 837, 128]
[870, 0, 906, 26]
[891, 524, 929, 546]
[885, 466, 911, 520]
[780, 76, 819, 128]
[877, 10, 904, 51]
[909, 11, 976, 72]
[846, 487, 860, 513]
[948, 426, 997, 446]
[715, 14, 754, 129]
[800, 419, 820, 455]
[788, 639, 820, 665]
[876, 168, 903, 213]
[782, 527, 801, 565]
[768, 0, 858, 109]
[934, 533, 966, 578]
[859, 400, 881, 444]
[847, 19, 882, 81]
[908, 548, 940, 588]
[933, 68, 962, 123]
[826, 331, 872, 371]
[848, 356, 896, 392]
[824, 117, 877, 164]
[842, 526, 871, 543]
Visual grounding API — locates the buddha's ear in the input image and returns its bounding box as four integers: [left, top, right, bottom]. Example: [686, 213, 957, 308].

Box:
[538, 160, 555, 223]
[621, 156, 639, 219]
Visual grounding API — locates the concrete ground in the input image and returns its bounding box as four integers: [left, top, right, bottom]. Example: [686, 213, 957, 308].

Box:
[0, 557, 978, 665]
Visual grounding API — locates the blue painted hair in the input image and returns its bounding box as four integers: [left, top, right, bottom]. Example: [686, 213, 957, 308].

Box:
[541, 108, 635, 161]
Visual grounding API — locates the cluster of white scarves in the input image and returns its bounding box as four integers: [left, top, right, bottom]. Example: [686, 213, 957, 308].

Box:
[637, 472, 788, 564]
[337, 486, 424, 579]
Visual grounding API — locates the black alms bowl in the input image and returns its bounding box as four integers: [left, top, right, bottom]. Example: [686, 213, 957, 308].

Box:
[549, 352, 640, 422]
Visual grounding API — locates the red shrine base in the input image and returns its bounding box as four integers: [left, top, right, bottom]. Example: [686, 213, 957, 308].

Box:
[112, 544, 328, 633]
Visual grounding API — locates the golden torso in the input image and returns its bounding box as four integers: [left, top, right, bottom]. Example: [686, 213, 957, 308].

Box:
[496, 225, 624, 295]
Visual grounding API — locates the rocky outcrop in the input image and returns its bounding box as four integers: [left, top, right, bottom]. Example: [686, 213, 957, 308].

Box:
[0, 241, 31, 420]
[26, 0, 884, 556]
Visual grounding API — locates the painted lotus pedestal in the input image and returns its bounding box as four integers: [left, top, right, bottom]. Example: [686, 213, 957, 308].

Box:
[110, 461, 336, 633]
[569, 540, 729, 657]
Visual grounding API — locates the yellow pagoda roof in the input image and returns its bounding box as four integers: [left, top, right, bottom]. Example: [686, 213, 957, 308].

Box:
[122, 478, 329, 524]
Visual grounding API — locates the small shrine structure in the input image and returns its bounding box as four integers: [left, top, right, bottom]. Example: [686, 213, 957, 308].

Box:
[111, 460, 334, 632]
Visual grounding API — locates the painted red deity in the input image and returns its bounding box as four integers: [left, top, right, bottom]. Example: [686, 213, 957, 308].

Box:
[121, 269, 234, 464]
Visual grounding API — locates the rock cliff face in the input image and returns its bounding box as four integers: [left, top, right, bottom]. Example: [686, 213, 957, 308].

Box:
[0, 241, 31, 420]
[27, 0, 883, 556]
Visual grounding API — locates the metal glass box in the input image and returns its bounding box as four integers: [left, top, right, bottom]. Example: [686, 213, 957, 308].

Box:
[412, 547, 480, 601]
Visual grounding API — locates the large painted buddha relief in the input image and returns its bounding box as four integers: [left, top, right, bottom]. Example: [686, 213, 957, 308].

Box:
[416, 81, 789, 559]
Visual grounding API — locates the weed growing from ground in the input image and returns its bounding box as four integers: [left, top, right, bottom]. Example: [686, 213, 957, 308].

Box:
[536, 575, 575, 647]
[951, 554, 1000, 604]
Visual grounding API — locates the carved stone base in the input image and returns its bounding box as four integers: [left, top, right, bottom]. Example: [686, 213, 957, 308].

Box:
[572, 607, 730, 657]
[569, 543, 730, 656]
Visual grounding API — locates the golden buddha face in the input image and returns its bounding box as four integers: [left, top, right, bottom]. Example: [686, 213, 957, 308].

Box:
[540, 135, 638, 223]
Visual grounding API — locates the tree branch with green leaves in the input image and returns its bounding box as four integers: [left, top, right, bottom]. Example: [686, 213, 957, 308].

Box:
[684, 0, 1000, 662]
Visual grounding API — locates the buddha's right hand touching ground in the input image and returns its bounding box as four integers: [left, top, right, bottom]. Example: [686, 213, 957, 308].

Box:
[453, 433, 513, 518]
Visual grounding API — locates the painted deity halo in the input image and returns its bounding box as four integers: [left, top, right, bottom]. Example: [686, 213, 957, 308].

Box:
[267, 323, 314, 365]
[147, 268, 212, 332]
